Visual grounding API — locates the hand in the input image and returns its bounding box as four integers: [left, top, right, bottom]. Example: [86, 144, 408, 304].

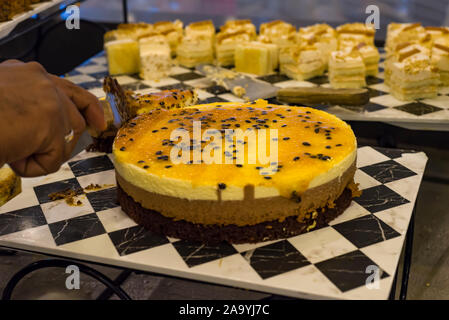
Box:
[0, 60, 105, 177]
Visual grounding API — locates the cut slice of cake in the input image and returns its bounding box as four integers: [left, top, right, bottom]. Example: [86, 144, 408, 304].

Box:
[0, 165, 21, 207]
[176, 34, 214, 68]
[88, 77, 199, 153]
[384, 42, 431, 85]
[235, 41, 278, 75]
[153, 20, 183, 55]
[432, 43, 449, 86]
[297, 24, 338, 69]
[355, 42, 380, 77]
[219, 19, 256, 39]
[185, 20, 216, 46]
[258, 20, 297, 49]
[385, 23, 429, 55]
[337, 22, 376, 47]
[389, 52, 440, 101]
[138, 34, 172, 80]
[329, 49, 366, 89]
[279, 45, 326, 80]
[215, 30, 252, 66]
[105, 39, 140, 75]
[104, 23, 153, 43]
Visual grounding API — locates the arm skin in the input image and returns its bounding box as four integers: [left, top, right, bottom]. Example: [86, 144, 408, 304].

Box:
[0, 60, 106, 177]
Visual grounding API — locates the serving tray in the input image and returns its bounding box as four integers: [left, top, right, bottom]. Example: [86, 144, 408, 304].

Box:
[0, 146, 427, 299]
[65, 51, 449, 131]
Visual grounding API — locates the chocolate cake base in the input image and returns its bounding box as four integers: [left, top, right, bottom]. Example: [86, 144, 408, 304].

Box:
[86, 136, 115, 154]
[117, 184, 353, 244]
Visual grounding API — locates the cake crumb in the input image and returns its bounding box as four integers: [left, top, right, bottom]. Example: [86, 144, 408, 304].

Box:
[84, 183, 102, 191]
[48, 188, 84, 206]
[232, 86, 246, 98]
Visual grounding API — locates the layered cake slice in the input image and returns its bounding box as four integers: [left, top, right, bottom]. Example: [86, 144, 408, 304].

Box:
[176, 34, 214, 68]
[153, 20, 183, 55]
[215, 30, 252, 66]
[337, 22, 376, 47]
[431, 43, 449, 86]
[355, 42, 380, 77]
[279, 44, 326, 80]
[113, 100, 360, 244]
[385, 23, 429, 54]
[329, 49, 366, 89]
[219, 19, 257, 39]
[258, 20, 297, 49]
[297, 24, 338, 69]
[389, 51, 440, 100]
[185, 20, 216, 46]
[235, 41, 279, 75]
[384, 42, 431, 85]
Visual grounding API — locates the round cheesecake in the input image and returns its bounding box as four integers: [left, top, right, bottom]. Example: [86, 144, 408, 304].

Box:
[113, 100, 359, 243]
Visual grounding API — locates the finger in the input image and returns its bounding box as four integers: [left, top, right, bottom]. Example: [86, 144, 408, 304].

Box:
[11, 87, 74, 177]
[9, 142, 65, 177]
[55, 87, 87, 161]
[50, 75, 106, 131]
[1, 59, 24, 66]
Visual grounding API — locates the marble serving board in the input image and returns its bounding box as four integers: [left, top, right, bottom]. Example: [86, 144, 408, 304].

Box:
[65, 51, 449, 131]
[0, 146, 427, 299]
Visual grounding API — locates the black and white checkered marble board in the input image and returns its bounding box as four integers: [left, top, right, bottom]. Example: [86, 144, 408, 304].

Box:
[64, 50, 449, 129]
[0, 146, 427, 299]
